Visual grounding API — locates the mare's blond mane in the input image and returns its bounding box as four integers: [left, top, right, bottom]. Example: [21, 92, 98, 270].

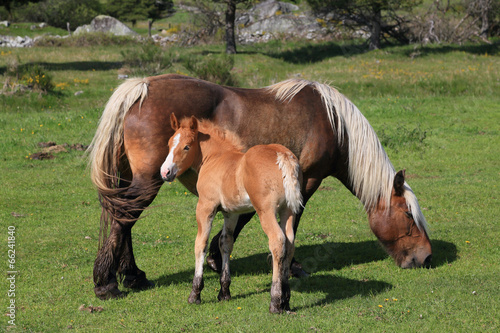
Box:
[267, 79, 428, 233]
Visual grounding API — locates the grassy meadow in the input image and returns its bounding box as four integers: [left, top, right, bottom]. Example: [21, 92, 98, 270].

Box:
[0, 25, 499, 332]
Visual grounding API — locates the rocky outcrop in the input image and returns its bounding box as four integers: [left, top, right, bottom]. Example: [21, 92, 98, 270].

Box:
[237, 0, 324, 43]
[74, 15, 138, 36]
[236, 0, 299, 26]
[0, 35, 37, 47]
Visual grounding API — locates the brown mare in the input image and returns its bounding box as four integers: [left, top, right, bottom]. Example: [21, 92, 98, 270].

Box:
[160, 114, 302, 312]
[89, 74, 432, 301]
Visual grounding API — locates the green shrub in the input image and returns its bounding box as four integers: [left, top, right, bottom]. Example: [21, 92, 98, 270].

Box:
[20, 64, 54, 92]
[182, 53, 236, 86]
[121, 42, 175, 76]
[3, 60, 54, 94]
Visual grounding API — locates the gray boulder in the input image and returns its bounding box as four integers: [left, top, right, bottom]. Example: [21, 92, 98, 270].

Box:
[236, 0, 323, 43]
[236, 0, 322, 44]
[249, 0, 298, 21]
[74, 15, 138, 36]
[0, 35, 34, 47]
[241, 14, 319, 35]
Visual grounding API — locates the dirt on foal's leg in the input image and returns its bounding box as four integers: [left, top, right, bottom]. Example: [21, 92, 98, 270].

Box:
[257, 210, 289, 313]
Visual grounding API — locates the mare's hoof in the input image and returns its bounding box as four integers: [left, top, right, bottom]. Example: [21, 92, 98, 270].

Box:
[123, 276, 155, 290]
[94, 283, 124, 300]
[206, 255, 221, 273]
[217, 290, 231, 302]
[290, 261, 309, 278]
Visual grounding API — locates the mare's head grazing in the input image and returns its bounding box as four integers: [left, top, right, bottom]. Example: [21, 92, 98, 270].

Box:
[268, 79, 432, 268]
[368, 170, 432, 268]
[160, 113, 199, 182]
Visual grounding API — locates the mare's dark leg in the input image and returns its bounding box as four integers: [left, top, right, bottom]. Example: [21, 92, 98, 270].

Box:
[288, 177, 324, 277]
[207, 212, 254, 272]
[93, 178, 161, 300]
[218, 214, 238, 302]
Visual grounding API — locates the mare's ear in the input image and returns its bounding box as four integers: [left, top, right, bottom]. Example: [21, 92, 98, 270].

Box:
[189, 116, 198, 132]
[170, 113, 179, 131]
[393, 169, 406, 196]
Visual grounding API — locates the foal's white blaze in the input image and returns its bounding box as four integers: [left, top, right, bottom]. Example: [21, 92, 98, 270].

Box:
[160, 133, 180, 179]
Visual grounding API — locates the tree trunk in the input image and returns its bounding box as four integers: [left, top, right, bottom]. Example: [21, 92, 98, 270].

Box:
[148, 20, 153, 38]
[479, 1, 490, 39]
[369, 5, 381, 50]
[225, 0, 237, 54]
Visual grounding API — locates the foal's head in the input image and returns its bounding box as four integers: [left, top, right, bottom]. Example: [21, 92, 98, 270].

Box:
[368, 171, 432, 268]
[160, 113, 199, 182]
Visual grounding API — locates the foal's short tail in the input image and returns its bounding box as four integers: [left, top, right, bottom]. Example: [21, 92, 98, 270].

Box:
[276, 152, 303, 214]
[87, 77, 149, 248]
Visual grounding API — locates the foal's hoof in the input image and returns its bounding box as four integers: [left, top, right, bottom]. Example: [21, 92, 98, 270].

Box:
[269, 300, 290, 314]
[290, 261, 309, 278]
[206, 255, 222, 273]
[94, 283, 124, 300]
[269, 303, 288, 314]
[188, 292, 201, 305]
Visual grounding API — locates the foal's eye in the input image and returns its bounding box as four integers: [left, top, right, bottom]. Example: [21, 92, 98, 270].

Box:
[405, 211, 413, 219]
[183, 145, 190, 151]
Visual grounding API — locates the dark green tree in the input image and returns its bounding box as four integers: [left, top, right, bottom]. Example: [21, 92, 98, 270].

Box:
[307, 0, 422, 50]
[107, 0, 173, 35]
[0, 0, 41, 19]
[16, 0, 102, 29]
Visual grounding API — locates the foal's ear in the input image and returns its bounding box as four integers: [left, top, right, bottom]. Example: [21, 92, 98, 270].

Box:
[189, 116, 198, 132]
[170, 113, 179, 130]
[393, 169, 406, 196]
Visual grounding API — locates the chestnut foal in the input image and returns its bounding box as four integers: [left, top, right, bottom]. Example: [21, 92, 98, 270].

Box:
[160, 114, 303, 313]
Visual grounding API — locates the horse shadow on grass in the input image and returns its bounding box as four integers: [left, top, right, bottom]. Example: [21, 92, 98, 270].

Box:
[148, 239, 456, 305]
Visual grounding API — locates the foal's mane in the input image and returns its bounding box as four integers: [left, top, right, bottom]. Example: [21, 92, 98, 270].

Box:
[179, 117, 244, 152]
[267, 79, 428, 233]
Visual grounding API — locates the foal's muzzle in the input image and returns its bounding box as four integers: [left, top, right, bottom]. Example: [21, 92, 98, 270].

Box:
[161, 165, 178, 182]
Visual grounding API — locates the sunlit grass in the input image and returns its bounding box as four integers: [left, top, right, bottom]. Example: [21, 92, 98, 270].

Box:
[0, 37, 498, 331]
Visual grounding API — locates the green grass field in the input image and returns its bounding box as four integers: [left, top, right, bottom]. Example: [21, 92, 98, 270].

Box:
[1, 31, 499, 332]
